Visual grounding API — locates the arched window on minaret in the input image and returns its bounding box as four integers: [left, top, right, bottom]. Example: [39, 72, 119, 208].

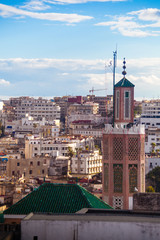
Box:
[124, 90, 130, 119]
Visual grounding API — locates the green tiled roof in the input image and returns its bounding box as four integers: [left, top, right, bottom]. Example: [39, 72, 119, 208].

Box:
[0, 213, 4, 223]
[115, 77, 135, 88]
[4, 183, 112, 215]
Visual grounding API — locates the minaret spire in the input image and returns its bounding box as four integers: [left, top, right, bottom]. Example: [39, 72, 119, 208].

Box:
[122, 58, 127, 78]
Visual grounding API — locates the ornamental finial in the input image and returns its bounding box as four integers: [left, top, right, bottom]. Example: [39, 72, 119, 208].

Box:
[122, 58, 127, 77]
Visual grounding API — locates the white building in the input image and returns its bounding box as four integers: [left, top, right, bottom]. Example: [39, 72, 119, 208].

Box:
[140, 100, 160, 129]
[69, 121, 103, 137]
[71, 150, 102, 177]
[25, 138, 77, 159]
[145, 127, 160, 153]
[25, 135, 93, 159]
[145, 156, 160, 174]
[67, 113, 105, 128]
[12, 97, 60, 120]
[5, 115, 60, 138]
[21, 212, 160, 240]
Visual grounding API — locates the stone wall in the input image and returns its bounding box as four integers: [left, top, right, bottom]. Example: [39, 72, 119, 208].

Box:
[133, 193, 160, 211]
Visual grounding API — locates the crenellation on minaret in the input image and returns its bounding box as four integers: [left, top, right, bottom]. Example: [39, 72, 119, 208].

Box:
[104, 123, 145, 135]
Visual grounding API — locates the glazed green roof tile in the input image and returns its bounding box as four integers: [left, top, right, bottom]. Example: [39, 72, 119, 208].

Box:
[4, 183, 112, 215]
[0, 213, 4, 223]
[115, 77, 135, 88]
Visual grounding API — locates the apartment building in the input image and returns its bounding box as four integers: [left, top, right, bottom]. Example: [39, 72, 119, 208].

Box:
[145, 127, 160, 153]
[25, 137, 77, 159]
[86, 95, 113, 117]
[54, 96, 83, 120]
[67, 102, 99, 116]
[140, 100, 160, 129]
[49, 156, 70, 176]
[145, 156, 160, 174]
[69, 120, 103, 137]
[71, 150, 102, 177]
[7, 156, 50, 180]
[5, 115, 60, 138]
[8, 97, 60, 120]
[65, 102, 101, 131]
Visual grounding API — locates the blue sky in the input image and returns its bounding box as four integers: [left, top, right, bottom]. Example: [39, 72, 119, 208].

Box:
[0, 0, 160, 99]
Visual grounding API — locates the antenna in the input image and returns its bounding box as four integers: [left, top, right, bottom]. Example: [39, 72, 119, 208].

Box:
[113, 50, 117, 87]
[113, 49, 117, 128]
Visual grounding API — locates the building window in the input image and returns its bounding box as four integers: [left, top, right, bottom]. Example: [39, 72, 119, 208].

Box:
[17, 162, 20, 166]
[33, 236, 38, 240]
[113, 196, 123, 210]
[129, 165, 137, 193]
[30, 161, 33, 166]
[128, 138, 138, 161]
[113, 137, 123, 161]
[42, 169, 44, 174]
[12, 171, 15, 175]
[124, 91, 130, 119]
[149, 162, 153, 168]
[113, 164, 123, 193]
[29, 170, 32, 174]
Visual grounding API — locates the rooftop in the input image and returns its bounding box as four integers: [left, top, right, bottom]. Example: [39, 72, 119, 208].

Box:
[4, 183, 112, 215]
[115, 77, 135, 88]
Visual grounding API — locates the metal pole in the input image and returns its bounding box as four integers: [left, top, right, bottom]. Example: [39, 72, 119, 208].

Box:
[113, 50, 117, 128]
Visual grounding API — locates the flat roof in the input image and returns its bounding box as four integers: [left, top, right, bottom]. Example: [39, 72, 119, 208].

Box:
[23, 209, 160, 224]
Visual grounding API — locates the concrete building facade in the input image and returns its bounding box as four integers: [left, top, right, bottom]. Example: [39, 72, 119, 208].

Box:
[71, 150, 102, 177]
[10, 97, 61, 120]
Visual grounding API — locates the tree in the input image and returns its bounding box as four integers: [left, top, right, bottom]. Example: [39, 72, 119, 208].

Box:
[67, 147, 75, 174]
[0, 121, 4, 137]
[33, 123, 38, 128]
[156, 149, 160, 157]
[146, 166, 160, 192]
[151, 142, 156, 156]
[67, 147, 74, 159]
[85, 145, 89, 151]
[146, 186, 155, 192]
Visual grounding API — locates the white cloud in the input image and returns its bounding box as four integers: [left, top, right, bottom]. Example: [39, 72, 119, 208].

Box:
[0, 57, 160, 98]
[129, 8, 160, 22]
[0, 79, 10, 86]
[0, 58, 105, 72]
[21, 1, 50, 11]
[0, 3, 93, 23]
[96, 8, 160, 37]
[61, 72, 69, 76]
[80, 72, 123, 93]
[44, 0, 126, 4]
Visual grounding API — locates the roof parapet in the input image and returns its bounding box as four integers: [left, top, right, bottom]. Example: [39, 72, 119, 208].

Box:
[104, 123, 145, 135]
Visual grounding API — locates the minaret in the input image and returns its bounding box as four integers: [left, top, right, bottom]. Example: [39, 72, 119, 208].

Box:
[114, 58, 135, 127]
[102, 59, 145, 210]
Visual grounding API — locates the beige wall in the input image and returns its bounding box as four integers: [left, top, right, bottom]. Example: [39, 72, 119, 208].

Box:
[7, 157, 50, 180]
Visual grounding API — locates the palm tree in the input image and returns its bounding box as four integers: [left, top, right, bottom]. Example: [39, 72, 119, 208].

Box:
[156, 149, 160, 157]
[67, 147, 74, 175]
[151, 142, 156, 156]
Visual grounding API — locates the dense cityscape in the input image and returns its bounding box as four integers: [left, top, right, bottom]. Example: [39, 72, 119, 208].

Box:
[1, 67, 160, 238]
[1, 0, 160, 239]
